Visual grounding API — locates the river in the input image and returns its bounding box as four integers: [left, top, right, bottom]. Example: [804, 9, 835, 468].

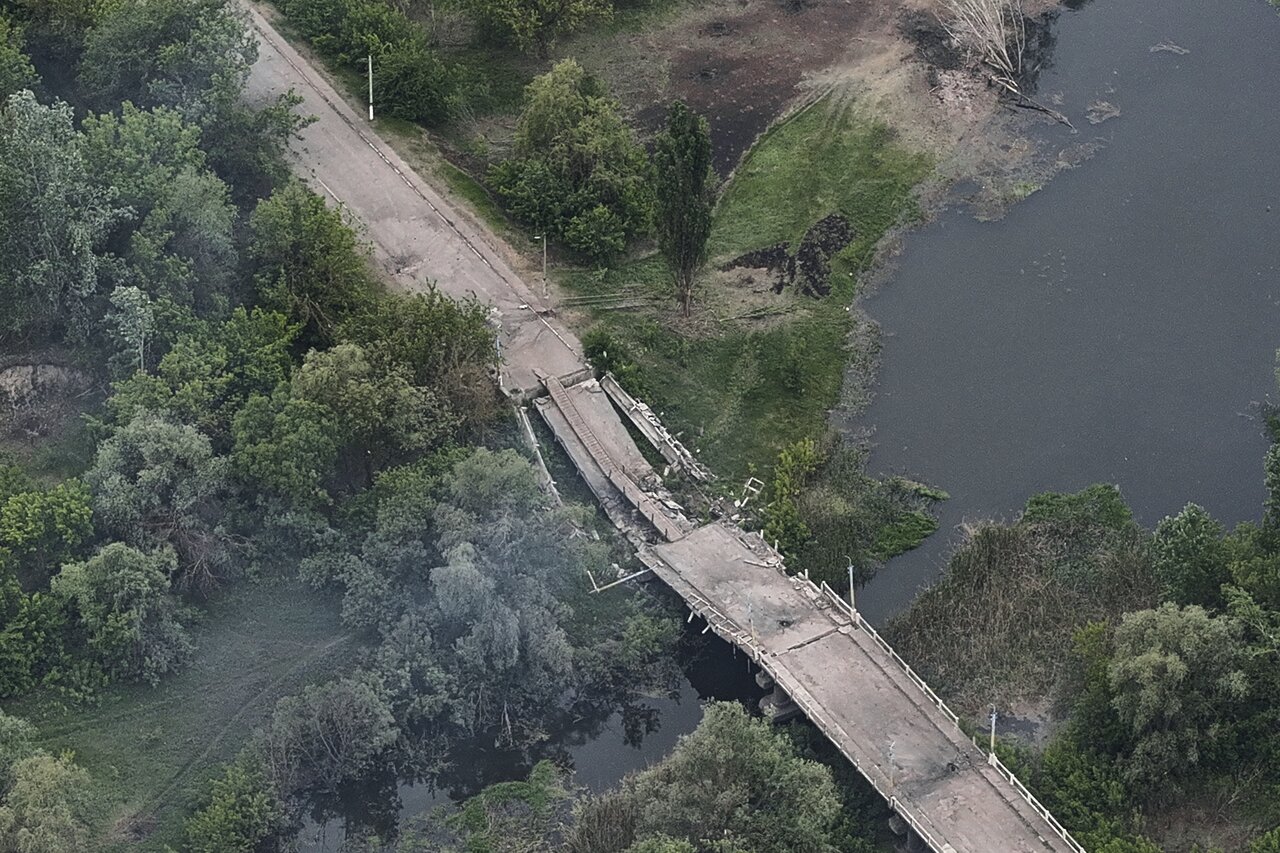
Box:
[853, 0, 1280, 623]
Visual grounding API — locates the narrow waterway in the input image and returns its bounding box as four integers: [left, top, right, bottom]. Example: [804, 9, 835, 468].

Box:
[299, 629, 763, 849]
[853, 0, 1280, 623]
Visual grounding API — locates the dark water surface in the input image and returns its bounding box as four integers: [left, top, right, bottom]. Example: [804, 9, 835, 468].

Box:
[299, 631, 763, 850]
[853, 0, 1280, 623]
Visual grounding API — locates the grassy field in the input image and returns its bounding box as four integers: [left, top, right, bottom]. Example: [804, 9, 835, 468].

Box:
[4, 578, 355, 850]
[567, 98, 933, 481]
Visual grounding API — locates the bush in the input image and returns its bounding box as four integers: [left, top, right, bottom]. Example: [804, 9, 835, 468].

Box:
[281, 0, 456, 125]
[489, 60, 652, 265]
[184, 758, 285, 853]
[582, 326, 645, 395]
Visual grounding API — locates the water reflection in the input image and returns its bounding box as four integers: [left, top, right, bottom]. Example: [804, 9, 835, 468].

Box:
[297, 622, 765, 850]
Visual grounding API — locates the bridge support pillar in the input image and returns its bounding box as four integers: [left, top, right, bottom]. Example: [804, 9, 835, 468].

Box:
[758, 683, 801, 723]
[887, 813, 928, 852]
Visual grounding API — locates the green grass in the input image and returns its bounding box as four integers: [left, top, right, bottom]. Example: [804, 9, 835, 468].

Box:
[870, 510, 939, 561]
[4, 579, 355, 850]
[573, 98, 933, 481]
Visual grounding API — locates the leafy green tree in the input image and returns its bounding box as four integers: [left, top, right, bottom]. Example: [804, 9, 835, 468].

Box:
[338, 289, 499, 433]
[1251, 827, 1280, 853]
[1108, 603, 1250, 788]
[87, 412, 238, 593]
[0, 91, 122, 342]
[0, 481, 94, 583]
[249, 182, 373, 346]
[0, 583, 75, 699]
[232, 388, 338, 510]
[183, 758, 285, 853]
[109, 307, 299, 443]
[0, 710, 36, 790]
[82, 105, 238, 317]
[0, 15, 39, 96]
[0, 752, 95, 853]
[255, 675, 398, 797]
[653, 101, 714, 316]
[107, 285, 154, 374]
[78, 0, 255, 120]
[469, 0, 611, 54]
[1151, 503, 1230, 607]
[53, 542, 193, 684]
[490, 60, 652, 264]
[762, 438, 819, 558]
[372, 35, 455, 125]
[291, 343, 455, 480]
[606, 702, 841, 852]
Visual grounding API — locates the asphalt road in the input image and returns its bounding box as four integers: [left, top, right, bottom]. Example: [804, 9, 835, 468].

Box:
[241, 4, 584, 394]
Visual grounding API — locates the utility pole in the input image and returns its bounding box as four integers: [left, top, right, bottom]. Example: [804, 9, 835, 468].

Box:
[367, 55, 374, 121]
[989, 705, 998, 754]
[535, 235, 548, 301]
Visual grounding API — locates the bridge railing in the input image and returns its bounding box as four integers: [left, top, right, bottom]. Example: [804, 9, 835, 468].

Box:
[811, 579, 1088, 853]
[986, 752, 1088, 853]
[816, 582, 962, 729]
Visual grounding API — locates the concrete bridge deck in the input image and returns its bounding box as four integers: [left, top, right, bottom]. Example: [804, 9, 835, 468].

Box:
[641, 523, 1081, 853]
[535, 376, 1084, 852]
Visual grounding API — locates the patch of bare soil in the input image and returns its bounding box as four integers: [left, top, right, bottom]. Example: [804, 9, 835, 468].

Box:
[721, 213, 855, 296]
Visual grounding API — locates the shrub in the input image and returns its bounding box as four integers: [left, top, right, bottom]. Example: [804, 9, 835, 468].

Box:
[489, 60, 652, 265]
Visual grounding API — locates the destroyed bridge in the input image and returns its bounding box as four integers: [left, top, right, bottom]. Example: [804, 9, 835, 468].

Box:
[530, 371, 1087, 853]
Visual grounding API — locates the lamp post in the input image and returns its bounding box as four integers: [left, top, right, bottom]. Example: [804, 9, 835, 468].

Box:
[534, 235, 548, 301]
[367, 55, 374, 121]
[845, 555, 856, 613]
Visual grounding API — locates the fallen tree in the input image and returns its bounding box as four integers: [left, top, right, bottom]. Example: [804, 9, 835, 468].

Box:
[939, 0, 1075, 128]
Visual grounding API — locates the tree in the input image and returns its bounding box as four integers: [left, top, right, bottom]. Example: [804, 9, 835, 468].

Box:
[290, 343, 455, 480]
[87, 413, 238, 592]
[0, 710, 36, 790]
[0, 752, 95, 853]
[0, 91, 121, 342]
[604, 702, 841, 851]
[468, 0, 611, 54]
[0, 585, 75, 700]
[653, 102, 714, 316]
[1151, 503, 1229, 607]
[109, 307, 299, 443]
[232, 388, 339, 509]
[249, 182, 373, 346]
[1251, 827, 1280, 853]
[0, 481, 94, 583]
[490, 61, 652, 264]
[338, 290, 500, 434]
[0, 15, 39, 97]
[78, 0, 255, 121]
[184, 758, 285, 853]
[82, 105, 238, 317]
[53, 542, 193, 684]
[255, 675, 398, 797]
[1108, 603, 1250, 788]
[107, 286, 154, 374]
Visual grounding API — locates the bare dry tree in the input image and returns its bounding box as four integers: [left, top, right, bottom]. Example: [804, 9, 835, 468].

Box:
[939, 0, 1074, 128]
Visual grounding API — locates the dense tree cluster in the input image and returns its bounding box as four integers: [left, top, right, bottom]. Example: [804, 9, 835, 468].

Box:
[891, 423, 1280, 849]
[490, 60, 654, 264]
[412, 702, 864, 853]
